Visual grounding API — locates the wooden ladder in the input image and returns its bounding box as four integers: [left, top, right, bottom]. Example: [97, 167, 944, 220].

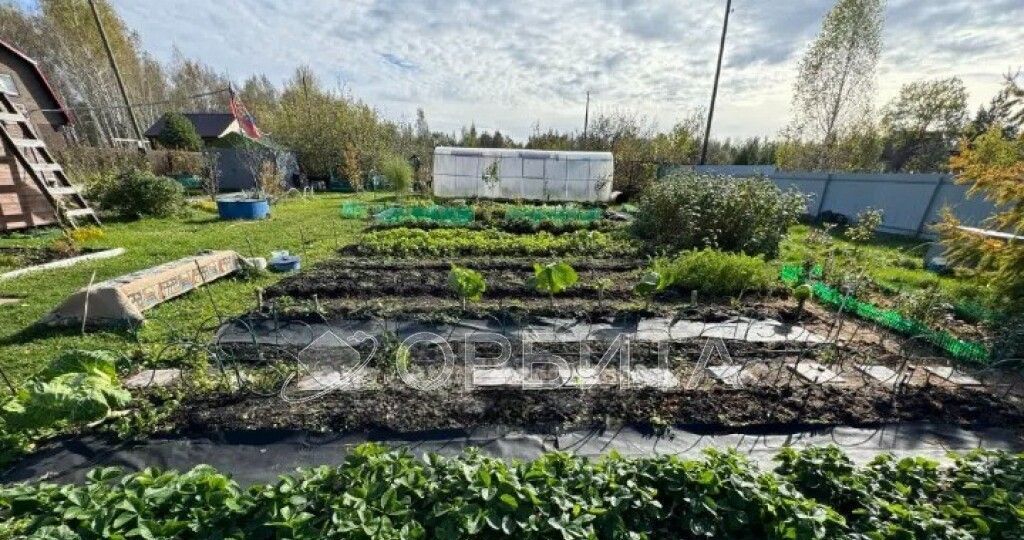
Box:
[0, 92, 99, 229]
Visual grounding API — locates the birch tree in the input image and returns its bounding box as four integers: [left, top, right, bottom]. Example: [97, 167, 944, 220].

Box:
[788, 0, 884, 169]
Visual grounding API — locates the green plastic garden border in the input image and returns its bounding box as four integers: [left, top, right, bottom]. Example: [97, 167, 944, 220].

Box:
[780, 265, 990, 364]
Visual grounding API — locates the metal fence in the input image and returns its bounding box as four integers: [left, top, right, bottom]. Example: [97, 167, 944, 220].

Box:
[662, 165, 997, 238]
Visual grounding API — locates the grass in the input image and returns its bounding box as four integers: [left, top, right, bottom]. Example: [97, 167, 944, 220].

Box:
[0, 193, 379, 385]
[779, 224, 987, 304]
[0, 200, 988, 387]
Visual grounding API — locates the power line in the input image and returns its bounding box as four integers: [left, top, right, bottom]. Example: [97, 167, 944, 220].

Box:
[27, 87, 230, 115]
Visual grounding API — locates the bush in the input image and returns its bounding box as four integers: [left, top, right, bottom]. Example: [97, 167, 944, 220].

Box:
[91, 168, 185, 219]
[381, 154, 413, 194]
[664, 248, 777, 297]
[632, 173, 806, 257]
[156, 112, 203, 151]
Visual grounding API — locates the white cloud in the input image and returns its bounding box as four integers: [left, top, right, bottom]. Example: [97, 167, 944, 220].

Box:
[111, 0, 1024, 140]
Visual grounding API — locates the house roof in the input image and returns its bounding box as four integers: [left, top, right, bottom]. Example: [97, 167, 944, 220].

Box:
[0, 38, 71, 124]
[145, 112, 238, 139]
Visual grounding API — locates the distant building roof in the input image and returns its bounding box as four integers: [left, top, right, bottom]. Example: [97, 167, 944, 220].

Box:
[0, 38, 71, 124]
[145, 112, 239, 139]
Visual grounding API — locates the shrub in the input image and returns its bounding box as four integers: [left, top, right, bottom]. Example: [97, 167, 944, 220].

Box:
[632, 173, 806, 257]
[91, 168, 185, 219]
[156, 112, 203, 151]
[664, 248, 777, 297]
[381, 154, 413, 194]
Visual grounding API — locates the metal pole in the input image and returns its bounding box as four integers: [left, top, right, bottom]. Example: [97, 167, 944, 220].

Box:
[582, 91, 590, 143]
[699, 0, 732, 165]
[88, 0, 144, 141]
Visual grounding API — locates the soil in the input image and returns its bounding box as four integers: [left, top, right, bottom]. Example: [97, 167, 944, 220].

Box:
[172, 384, 1024, 434]
[0, 246, 85, 271]
[265, 257, 646, 301]
[174, 253, 1012, 437]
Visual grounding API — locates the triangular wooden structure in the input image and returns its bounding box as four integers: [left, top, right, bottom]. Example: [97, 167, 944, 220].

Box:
[0, 92, 98, 231]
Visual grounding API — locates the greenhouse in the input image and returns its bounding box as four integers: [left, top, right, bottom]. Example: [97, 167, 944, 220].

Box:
[432, 146, 615, 202]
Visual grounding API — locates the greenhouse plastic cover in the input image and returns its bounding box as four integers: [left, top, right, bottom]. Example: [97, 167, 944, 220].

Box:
[433, 147, 615, 202]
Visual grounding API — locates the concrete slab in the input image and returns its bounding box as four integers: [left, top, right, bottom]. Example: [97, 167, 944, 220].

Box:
[124, 369, 182, 389]
[789, 361, 845, 384]
[923, 366, 981, 386]
[295, 368, 375, 392]
[707, 365, 749, 387]
[472, 367, 523, 387]
[854, 365, 909, 387]
[628, 367, 679, 388]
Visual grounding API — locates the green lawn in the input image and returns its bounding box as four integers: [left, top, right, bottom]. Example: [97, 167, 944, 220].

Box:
[779, 223, 986, 304]
[0, 193, 379, 384]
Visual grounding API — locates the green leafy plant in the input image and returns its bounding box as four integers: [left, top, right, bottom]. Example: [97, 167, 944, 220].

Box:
[89, 167, 185, 219]
[666, 248, 777, 297]
[1, 350, 129, 432]
[4, 445, 1021, 539]
[354, 228, 633, 258]
[448, 265, 486, 309]
[595, 277, 614, 309]
[634, 259, 676, 309]
[845, 207, 884, 244]
[793, 283, 813, 320]
[530, 261, 578, 305]
[632, 173, 806, 257]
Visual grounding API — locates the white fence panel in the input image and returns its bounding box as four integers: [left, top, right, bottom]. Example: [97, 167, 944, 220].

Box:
[675, 165, 998, 238]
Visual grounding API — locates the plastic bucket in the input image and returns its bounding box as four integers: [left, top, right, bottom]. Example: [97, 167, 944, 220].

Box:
[269, 254, 301, 272]
[216, 197, 270, 220]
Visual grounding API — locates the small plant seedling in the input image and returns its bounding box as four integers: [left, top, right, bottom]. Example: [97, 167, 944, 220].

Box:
[793, 283, 813, 321]
[448, 265, 486, 309]
[634, 270, 672, 310]
[530, 261, 578, 306]
[595, 277, 614, 309]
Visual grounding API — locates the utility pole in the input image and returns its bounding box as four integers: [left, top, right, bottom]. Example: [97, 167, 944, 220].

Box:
[582, 91, 590, 142]
[88, 0, 144, 142]
[699, 0, 732, 165]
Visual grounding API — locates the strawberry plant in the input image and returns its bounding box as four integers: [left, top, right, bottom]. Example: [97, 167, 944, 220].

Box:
[2, 445, 1023, 539]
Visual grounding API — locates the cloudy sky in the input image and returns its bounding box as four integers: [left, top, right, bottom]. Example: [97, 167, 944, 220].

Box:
[106, 0, 1024, 140]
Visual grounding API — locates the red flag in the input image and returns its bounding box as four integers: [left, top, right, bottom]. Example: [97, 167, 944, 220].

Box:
[228, 87, 262, 140]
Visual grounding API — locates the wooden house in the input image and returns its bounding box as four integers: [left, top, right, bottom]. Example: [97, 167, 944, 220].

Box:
[0, 39, 95, 231]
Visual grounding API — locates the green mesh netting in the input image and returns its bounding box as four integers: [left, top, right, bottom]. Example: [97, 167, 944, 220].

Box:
[340, 201, 368, 219]
[503, 206, 602, 224]
[375, 205, 474, 225]
[781, 265, 989, 364]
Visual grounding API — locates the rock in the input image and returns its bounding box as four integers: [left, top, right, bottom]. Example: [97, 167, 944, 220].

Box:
[923, 243, 952, 274]
[124, 368, 182, 389]
[242, 257, 268, 271]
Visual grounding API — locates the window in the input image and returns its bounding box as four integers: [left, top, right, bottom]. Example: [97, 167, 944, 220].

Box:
[0, 73, 18, 96]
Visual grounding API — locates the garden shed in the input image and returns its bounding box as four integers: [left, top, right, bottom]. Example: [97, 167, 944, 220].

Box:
[432, 147, 614, 202]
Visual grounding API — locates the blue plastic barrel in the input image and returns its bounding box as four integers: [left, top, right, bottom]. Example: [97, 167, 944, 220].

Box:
[216, 197, 270, 220]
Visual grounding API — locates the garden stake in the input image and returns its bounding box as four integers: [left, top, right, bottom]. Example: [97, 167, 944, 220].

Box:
[194, 260, 225, 325]
[81, 270, 97, 335]
[244, 236, 257, 259]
